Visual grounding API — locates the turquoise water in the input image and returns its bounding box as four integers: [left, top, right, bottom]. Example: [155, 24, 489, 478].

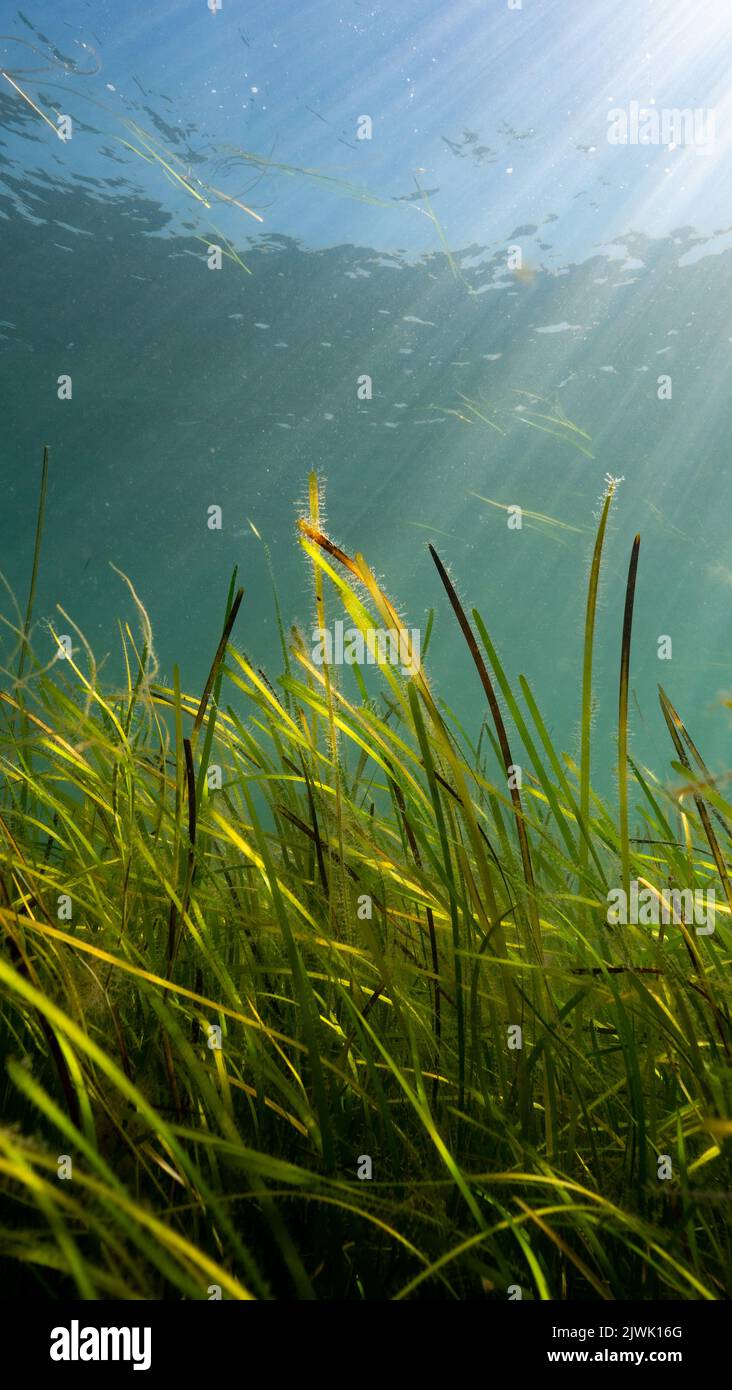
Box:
[2, 0, 732, 793]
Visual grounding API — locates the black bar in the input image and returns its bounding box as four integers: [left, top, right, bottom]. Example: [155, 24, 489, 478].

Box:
[6, 1298, 726, 1377]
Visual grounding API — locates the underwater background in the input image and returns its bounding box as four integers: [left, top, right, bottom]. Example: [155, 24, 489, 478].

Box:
[2, 0, 732, 791]
[4, 0, 732, 1316]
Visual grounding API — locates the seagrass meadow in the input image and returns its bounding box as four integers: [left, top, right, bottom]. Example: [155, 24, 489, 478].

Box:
[0, 458, 730, 1302]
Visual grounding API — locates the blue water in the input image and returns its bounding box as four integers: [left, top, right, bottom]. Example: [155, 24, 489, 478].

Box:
[2, 0, 732, 795]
